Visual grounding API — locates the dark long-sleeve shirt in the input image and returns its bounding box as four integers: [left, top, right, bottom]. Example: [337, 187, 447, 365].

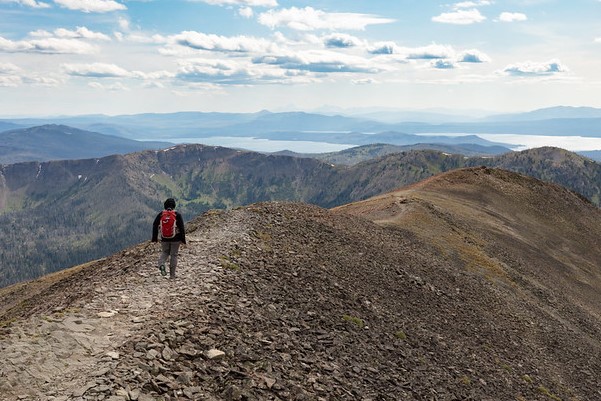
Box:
[152, 210, 186, 244]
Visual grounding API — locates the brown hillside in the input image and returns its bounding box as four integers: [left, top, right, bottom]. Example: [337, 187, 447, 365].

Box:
[1, 168, 600, 401]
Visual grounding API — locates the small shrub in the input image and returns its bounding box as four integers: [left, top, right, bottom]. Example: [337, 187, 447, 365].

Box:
[394, 330, 407, 340]
[537, 385, 562, 401]
[220, 256, 240, 271]
[343, 314, 365, 328]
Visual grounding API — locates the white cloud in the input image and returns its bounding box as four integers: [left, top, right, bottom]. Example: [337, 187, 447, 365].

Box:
[368, 42, 455, 60]
[89, 81, 130, 91]
[30, 27, 111, 41]
[238, 7, 253, 18]
[0, 0, 50, 8]
[63, 62, 131, 77]
[0, 35, 98, 53]
[258, 7, 395, 31]
[0, 62, 21, 74]
[502, 59, 568, 77]
[23, 76, 62, 86]
[499, 12, 528, 22]
[352, 78, 378, 85]
[431, 59, 457, 69]
[404, 44, 455, 60]
[63, 63, 175, 82]
[368, 41, 399, 55]
[170, 31, 279, 53]
[190, 0, 277, 6]
[0, 63, 62, 87]
[595, 37, 601, 43]
[118, 17, 130, 31]
[54, 0, 126, 13]
[253, 50, 385, 74]
[453, 1, 492, 9]
[432, 9, 486, 25]
[459, 49, 491, 63]
[0, 75, 22, 86]
[176, 58, 292, 85]
[322, 33, 363, 48]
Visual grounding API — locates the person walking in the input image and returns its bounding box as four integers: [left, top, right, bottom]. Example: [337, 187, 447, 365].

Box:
[152, 198, 186, 279]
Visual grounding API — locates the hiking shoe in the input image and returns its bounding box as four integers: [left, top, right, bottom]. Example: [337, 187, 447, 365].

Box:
[159, 264, 167, 276]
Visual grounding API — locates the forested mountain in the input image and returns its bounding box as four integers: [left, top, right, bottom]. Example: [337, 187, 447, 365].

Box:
[0, 144, 598, 288]
[0, 124, 171, 164]
[273, 143, 511, 165]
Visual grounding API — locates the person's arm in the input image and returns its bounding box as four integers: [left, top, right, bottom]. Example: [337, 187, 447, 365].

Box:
[151, 212, 161, 242]
[176, 212, 186, 244]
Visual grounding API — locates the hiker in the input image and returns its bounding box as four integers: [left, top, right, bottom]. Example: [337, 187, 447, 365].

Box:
[152, 198, 186, 279]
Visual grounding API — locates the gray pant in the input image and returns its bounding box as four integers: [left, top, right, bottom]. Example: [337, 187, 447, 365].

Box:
[159, 242, 180, 278]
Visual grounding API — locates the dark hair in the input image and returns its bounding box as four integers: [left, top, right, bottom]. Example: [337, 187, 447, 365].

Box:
[164, 198, 176, 210]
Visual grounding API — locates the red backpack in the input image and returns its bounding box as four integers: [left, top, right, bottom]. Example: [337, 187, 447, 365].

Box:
[160, 210, 177, 239]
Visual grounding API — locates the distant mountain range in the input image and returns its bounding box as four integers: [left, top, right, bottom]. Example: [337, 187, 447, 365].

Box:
[2, 106, 601, 145]
[0, 144, 599, 288]
[0, 124, 172, 164]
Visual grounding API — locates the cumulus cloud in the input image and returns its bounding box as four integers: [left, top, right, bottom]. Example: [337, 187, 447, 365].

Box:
[63, 62, 131, 78]
[190, 0, 277, 6]
[0, 62, 61, 87]
[118, 17, 130, 31]
[368, 41, 399, 55]
[253, 50, 384, 74]
[171, 31, 279, 53]
[404, 44, 455, 60]
[88, 81, 129, 91]
[499, 12, 527, 22]
[238, 6, 253, 18]
[432, 9, 486, 25]
[322, 33, 363, 48]
[175, 58, 292, 85]
[54, 0, 126, 13]
[368, 42, 456, 60]
[258, 7, 395, 31]
[63, 62, 174, 81]
[502, 59, 568, 77]
[1, 0, 50, 8]
[458, 49, 491, 63]
[595, 37, 601, 43]
[431, 59, 457, 69]
[453, 0, 491, 8]
[0, 35, 98, 53]
[30, 27, 111, 41]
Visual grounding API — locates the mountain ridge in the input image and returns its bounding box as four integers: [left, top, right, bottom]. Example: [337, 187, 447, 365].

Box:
[1, 168, 600, 400]
[0, 124, 172, 164]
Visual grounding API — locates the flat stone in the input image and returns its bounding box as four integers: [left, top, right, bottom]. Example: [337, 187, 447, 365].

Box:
[98, 311, 118, 318]
[106, 351, 120, 359]
[204, 349, 226, 360]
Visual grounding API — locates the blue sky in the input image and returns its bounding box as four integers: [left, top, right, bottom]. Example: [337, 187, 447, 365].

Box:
[1, 0, 600, 116]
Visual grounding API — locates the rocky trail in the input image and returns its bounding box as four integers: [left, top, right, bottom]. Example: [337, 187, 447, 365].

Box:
[0, 209, 253, 401]
[1, 193, 601, 401]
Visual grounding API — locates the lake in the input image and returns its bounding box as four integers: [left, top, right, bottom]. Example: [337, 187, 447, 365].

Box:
[163, 133, 601, 153]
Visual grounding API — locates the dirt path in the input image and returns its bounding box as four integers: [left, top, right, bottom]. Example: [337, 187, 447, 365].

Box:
[0, 210, 250, 401]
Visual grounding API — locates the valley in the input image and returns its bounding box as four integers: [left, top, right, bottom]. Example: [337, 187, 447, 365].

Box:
[0, 144, 599, 288]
